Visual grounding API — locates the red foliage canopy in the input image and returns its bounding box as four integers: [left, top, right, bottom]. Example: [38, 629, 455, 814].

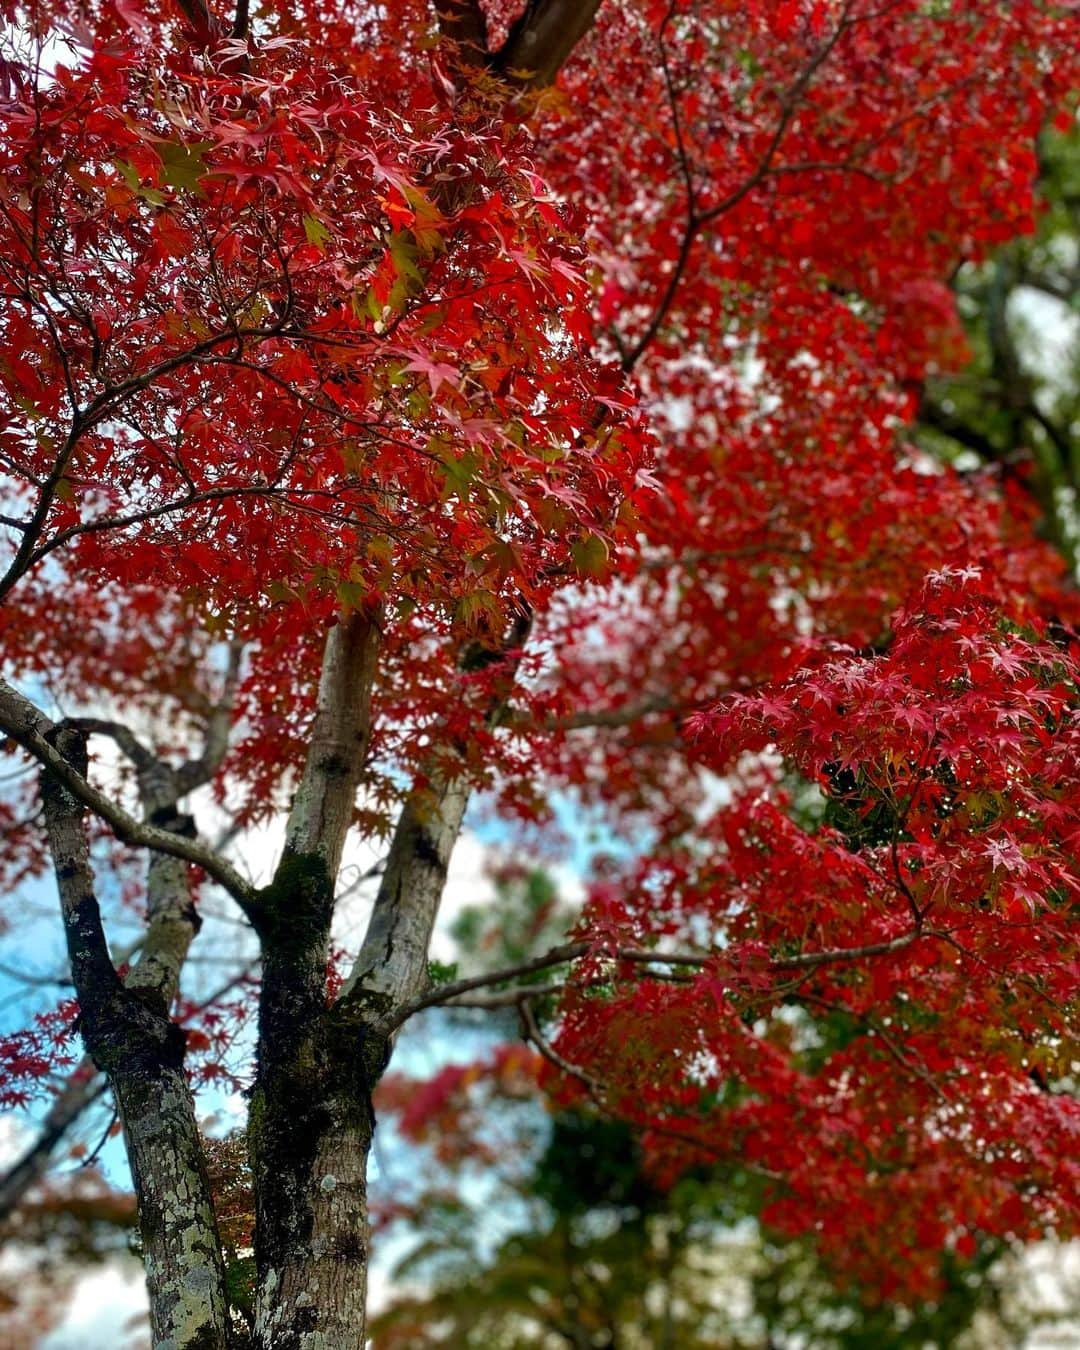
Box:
[0, 0, 1077, 1309]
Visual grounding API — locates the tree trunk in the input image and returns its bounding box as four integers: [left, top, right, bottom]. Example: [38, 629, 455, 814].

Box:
[251, 1080, 375, 1349]
[248, 850, 391, 1348]
[249, 614, 383, 1348]
[110, 1026, 234, 1350]
[41, 729, 233, 1350]
[10, 0, 606, 1332]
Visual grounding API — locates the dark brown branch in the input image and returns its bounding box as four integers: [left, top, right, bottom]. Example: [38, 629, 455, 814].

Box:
[435, 0, 490, 65]
[0, 317, 313, 605]
[172, 0, 224, 43]
[0, 421, 83, 606]
[394, 941, 587, 1026]
[494, 0, 604, 87]
[444, 981, 566, 1009]
[400, 927, 923, 1025]
[519, 998, 784, 1182]
[500, 692, 686, 735]
[520, 997, 606, 1094]
[550, 692, 678, 731]
[436, 0, 603, 88]
[621, 1, 855, 370]
[59, 718, 159, 778]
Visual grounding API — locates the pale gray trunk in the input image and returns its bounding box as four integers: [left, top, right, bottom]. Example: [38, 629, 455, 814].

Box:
[340, 778, 469, 1012]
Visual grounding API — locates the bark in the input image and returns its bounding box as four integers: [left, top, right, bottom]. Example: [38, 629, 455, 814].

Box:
[495, 0, 604, 86]
[340, 613, 532, 1029]
[438, 0, 604, 87]
[1, 670, 243, 1227]
[339, 775, 470, 1019]
[250, 1046, 376, 1350]
[271, 612, 533, 1340]
[281, 613, 380, 878]
[40, 728, 232, 1350]
[125, 752, 205, 1008]
[252, 770, 475, 1347]
[249, 613, 381, 1350]
[110, 1041, 233, 1350]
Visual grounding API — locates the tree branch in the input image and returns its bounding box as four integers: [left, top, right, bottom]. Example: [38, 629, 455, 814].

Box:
[40, 727, 121, 1002]
[436, 0, 603, 87]
[548, 692, 678, 731]
[278, 610, 380, 878]
[494, 0, 604, 87]
[397, 927, 922, 1025]
[620, 1, 855, 370]
[0, 678, 256, 911]
[338, 610, 532, 1028]
[392, 940, 586, 1026]
[434, 0, 490, 65]
[518, 997, 784, 1183]
[443, 981, 566, 1009]
[339, 776, 471, 1020]
[171, 0, 224, 43]
[56, 699, 243, 1005]
[176, 638, 245, 797]
[520, 996, 607, 1094]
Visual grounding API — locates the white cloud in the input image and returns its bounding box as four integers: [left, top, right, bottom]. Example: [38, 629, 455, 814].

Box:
[39, 1260, 148, 1350]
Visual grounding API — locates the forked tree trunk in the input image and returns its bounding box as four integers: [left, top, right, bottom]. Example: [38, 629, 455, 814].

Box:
[248, 888, 382, 1350]
[247, 612, 383, 1349]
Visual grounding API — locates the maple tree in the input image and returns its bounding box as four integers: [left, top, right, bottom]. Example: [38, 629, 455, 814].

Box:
[0, 0, 1078, 1347]
[364, 867, 1074, 1348]
[371, 1050, 1061, 1347]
